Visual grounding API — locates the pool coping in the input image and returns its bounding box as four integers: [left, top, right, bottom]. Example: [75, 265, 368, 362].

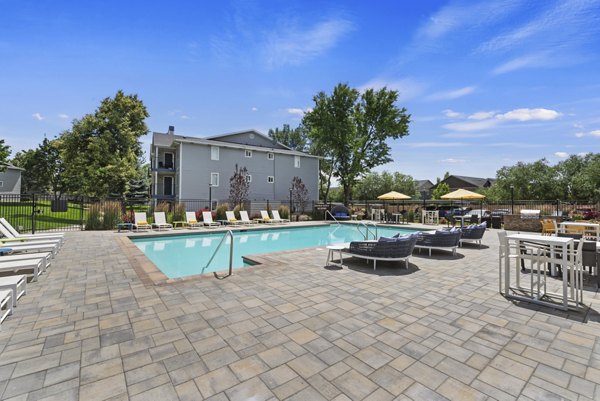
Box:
[117, 221, 433, 286]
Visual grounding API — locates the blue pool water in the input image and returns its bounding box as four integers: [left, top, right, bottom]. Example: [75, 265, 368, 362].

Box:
[131, 224, 420, 278]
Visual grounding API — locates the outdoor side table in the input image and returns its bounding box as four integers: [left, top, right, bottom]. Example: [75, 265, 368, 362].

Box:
[326, 243, 348, 267]
[173, 221, 188, 229]
[117, 223, 133, 232]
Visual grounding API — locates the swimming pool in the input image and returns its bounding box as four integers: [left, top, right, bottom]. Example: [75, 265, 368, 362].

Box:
[131, 224, 420, 278]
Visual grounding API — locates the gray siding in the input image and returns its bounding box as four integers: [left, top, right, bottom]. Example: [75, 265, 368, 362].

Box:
[177, 142, 318, 202]
[0, 169, 22, 195]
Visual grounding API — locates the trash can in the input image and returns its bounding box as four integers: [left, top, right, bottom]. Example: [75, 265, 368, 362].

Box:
[491, 216, 502, 229]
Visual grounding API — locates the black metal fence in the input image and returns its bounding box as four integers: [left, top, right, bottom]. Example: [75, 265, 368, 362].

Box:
[1, 193, 598, 233]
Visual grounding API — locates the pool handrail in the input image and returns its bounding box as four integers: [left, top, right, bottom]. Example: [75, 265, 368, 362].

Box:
[325, 210, 340, 225]
[357, 221, 378, 240]
[203, 229, 235, 279]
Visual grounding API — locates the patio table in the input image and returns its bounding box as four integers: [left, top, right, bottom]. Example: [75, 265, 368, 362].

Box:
[559, 221, 599, 241]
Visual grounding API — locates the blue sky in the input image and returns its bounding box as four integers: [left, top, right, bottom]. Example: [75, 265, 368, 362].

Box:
[2, 0, 600, 181]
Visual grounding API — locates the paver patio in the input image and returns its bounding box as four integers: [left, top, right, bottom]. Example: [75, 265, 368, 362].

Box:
[1, 226, 600, 400]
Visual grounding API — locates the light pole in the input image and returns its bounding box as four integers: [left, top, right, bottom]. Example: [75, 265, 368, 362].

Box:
[208, 184, 213, 211]
[510, 185, 514, 214]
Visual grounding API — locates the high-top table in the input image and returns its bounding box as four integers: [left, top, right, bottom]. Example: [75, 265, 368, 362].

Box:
[502, 233, 584, 311]
[559, 221, 600, 241]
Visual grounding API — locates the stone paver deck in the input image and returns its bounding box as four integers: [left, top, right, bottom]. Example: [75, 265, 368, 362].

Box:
[1, 226, 600, 400]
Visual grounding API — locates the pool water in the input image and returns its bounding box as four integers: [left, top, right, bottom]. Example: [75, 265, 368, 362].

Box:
[131, 224, 420, 278]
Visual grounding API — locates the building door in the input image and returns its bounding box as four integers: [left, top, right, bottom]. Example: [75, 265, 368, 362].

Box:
[164, 153, 173, 169]
[163, 176, 173, 196]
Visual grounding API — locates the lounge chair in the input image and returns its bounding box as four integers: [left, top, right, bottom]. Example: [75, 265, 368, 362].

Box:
[540, 219, 557, 235]
[0, 221, 62, 248]
[202, 211, 221, 228]
[258, 211, 277, 224]
[225, 211, 243, 225]
[1, 242, 59, 256]
[1, 252, 53, 273]
[343, 234, 418, 270]
[152, 212, 173, 230]
[414, 229, 462, 256]
[0, 218, 65, 244]
[0, 289, 13, 329]
[0, 275, 26, 307]
[239, 211, 257, 225]
[185, 212, 203, 229]
[133, 213, 152, 231]
[329, 205, 351, 221]
[0, 258, 44, 281]
[272, 210, 290, 224]
[459, 222, 486, 248]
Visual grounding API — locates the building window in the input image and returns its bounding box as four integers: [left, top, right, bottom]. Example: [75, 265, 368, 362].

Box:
[267, 176, 274, 183]
[245, 150, 252, 158]
[210, 172, 219, 187]
[267, 152, 274, 160]
[211, 146, 219, 161]
[0, 181, 3, 187]
[294, 156, 301, 168]
[246, 175, 252, 183]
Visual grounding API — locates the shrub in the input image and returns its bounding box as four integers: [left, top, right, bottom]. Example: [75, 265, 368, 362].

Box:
[102, 201, 122, 230]
[122, 211, 134, 223]
[278, 205, 290, 220]
[85, 204, 103, 230]
[172, 202, 186, 222]
[215, 203, 229, 221]
[155, 202, 171, 213]
[407, 211, 415, 223]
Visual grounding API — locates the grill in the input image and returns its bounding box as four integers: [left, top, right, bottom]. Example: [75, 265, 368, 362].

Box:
[520, 209, 540, 219]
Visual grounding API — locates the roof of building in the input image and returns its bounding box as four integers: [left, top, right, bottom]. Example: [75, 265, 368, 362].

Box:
[435, 175, 495, 188]
[415, 179, 434, 189]
[0, 163, 24, 172]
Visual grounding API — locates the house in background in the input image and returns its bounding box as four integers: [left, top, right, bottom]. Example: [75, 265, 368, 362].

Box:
[434, 175, 495, 191]
[150, 126, 320, 208]
[415, 179, 434, 200]
[0, 164, 23, 198]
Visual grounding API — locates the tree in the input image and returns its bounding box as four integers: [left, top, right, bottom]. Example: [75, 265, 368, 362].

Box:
[11, 138, 67, 197]
[303, 83, 410, 205]
[291, 176, 309, 213]
[59, 90, 149, 197]
[0, 139, 10, 171]
[229, 164, 249, 208]
[353, 171, 419, 200]
[431, 182, 450, 199]
[268, 124, 309, 151]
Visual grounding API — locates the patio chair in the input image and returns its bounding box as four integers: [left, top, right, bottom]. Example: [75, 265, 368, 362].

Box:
[239, 211, 257, 225]
[0, 289, 13, 329]
[343, 234, 418, 270]
[202, 211, 221, 228]
[272, 210, 290, 224]
[469, 214, 479, 224]
[0, 241, 59, 256]
[540, 219, 557, 235]
[185, 212, 203, 229]
[459, 222, 486, 248]
[0, 258, 44, 281]
[258, 211, 277, 224]
[0, 223, 62, 248]
[225, 211, 243, 226]
[133, 213, 152, 231]
[0, 218, 65, 244]
[0, 275, 27, 308]
[0, 252, 53, 273]
[414, 229, 462, 256]
[152, 212, 173, 230]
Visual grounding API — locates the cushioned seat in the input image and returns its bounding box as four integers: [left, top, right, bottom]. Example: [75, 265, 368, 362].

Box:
[344, 234, 418, 270]
[415, 229, 462, 256]
[459, 222, 486, 248]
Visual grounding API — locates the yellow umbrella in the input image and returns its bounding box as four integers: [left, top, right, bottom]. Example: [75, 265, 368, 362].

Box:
[440, 188, 485, 200]
[377, 191, 411, 200]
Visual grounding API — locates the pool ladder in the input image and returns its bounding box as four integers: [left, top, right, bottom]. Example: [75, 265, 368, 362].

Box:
[325, 210, 340, 225]
[203, 229, 234, 279]
[357, 221, 378, 240]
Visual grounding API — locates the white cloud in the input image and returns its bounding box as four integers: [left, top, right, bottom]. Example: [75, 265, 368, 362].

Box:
[443, 119, 499, 132]
[441, 132, 493, 139]
[578, 152, 590, 157]
[443, 109, 463, 118]
[264, 18, 354, 67]
[408, 142, 466, 148]
[590, 130, 600, 137]
[58, 113, 69, 119]
[439, 158, 465, 163]
[180, 115, 190, 120]
[427, 86, 475, 101]
[468, 111, 495, 120]
[286, 108, 307, 116]
[32, 113, 44, 121]
[574, 132, 585, 138]
[358, 78, 426, 102]
[496, 108, 561, 121]
[573, 123, 584, 129]
[251, 107, 258, 112]
[554, 151, 569, 158]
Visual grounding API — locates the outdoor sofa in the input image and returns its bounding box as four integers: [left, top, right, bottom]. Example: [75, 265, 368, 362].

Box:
[343, 233, 418, 270]
[414, 229, 462, 256]
[458, 222, 487, 248]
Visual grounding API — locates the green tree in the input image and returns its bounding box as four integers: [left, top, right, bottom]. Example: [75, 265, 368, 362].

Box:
[59, 90, 149, 197]
[431, 182, 450, 199]
[303, 83, 410, 205]
[0, 139, 10, 171]
[11, 138, 67, 197]
[268, 124, 309, 151]
[229, 164, 249, 208]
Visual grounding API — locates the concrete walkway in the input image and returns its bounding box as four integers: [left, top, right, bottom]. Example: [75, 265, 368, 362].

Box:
[1, 228, 600, 400]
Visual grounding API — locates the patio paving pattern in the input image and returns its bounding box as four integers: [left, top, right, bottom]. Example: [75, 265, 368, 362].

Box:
[1, 227, 600, 400]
